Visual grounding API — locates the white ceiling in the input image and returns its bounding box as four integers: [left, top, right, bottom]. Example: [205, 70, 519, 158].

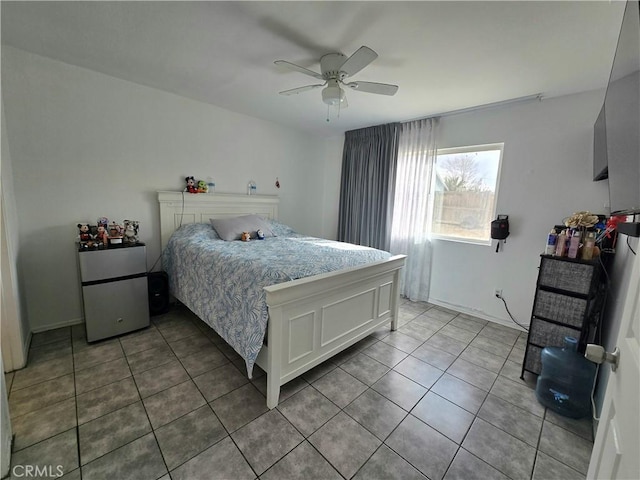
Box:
[1, 1, 626, 136]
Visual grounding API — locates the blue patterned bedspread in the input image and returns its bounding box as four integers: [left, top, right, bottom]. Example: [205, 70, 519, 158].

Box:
[163, 222, 391, 376]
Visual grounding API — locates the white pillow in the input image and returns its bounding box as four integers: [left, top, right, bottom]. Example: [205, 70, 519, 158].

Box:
[209, 215, 275, 241]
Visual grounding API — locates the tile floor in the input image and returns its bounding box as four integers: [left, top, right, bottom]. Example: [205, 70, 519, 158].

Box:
[4, 300, 594, 480]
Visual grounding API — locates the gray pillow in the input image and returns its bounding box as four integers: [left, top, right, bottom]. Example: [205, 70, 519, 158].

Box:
[209, 215, 275, 241]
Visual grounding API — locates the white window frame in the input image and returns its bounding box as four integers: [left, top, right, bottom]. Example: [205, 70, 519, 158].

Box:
[429, 142, 504, 246]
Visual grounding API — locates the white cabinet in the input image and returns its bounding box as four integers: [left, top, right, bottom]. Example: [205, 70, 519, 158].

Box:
[78, 244, 150, 342]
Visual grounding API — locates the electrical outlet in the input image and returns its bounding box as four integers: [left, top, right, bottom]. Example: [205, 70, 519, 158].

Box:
[494, 289, 503, 298]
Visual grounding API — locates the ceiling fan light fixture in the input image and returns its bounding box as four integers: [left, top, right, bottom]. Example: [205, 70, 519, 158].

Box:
[322, 84, 346, 106]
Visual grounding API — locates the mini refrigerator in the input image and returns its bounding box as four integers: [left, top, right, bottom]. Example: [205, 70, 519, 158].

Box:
[78, 244, 150, 342]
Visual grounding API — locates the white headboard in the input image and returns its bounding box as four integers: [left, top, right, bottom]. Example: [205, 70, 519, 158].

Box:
[158, 191, 280, 250]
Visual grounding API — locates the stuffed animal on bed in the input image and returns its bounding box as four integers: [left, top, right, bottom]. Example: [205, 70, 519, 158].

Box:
[256, 229, 265, 240]
[241, 231, 251, 242]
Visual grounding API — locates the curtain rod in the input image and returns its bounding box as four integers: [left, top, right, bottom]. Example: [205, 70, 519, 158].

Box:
[412, 93, 544, 121]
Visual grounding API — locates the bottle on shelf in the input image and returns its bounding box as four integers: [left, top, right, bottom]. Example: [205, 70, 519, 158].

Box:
[567, 230, 581, 259]
[247, 180, 256, 195]
[206, 176, 215, 194]
[555, 230, 567, 257]
[582, 231, 596, 260]
[545, 229, 558, 255]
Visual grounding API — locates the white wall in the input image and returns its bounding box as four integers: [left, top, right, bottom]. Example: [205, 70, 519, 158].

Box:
[317, 135, 345, 240]
[430, 90, 609, 327]
[2, 46, 331, 333]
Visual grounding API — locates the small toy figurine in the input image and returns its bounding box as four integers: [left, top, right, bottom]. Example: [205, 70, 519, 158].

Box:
[108, 222, 124, 244]
[77, 223, 95, 249]
[197, 180, 209, 193]
[96, 217, 109, 247]
[123, 220, 139, 244]
[78, 223, 92, 241]
[256, 229, 265, 240]
[241, 231, 251, 242]
[185, 176, 197, 193]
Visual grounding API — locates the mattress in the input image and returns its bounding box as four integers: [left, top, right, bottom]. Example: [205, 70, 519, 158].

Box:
[162, 221, 391, 376]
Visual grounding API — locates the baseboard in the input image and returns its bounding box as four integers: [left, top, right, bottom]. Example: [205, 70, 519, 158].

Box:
[427, 298, 529, 332]
[30, 317, 84, 334]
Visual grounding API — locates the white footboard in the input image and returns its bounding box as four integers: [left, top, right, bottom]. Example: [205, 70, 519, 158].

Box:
[256, 254, 406, 408]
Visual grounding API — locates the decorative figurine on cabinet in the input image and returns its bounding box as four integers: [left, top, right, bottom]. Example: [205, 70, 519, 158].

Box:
[123, 220, 139, 245]
[185, 176, 197, 193]
[77, 223, 96, 249]
[108, 222, 124, 245]
[197, 180, 209, 193]
[96, 217, 109, 247]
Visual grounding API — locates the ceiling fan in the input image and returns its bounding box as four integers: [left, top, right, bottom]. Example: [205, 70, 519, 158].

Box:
[274, 46, 398, 109]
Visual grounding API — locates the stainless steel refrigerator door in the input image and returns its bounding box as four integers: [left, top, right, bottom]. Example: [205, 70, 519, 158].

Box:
[82, 276, 150, 342]
[78, 246, 147, 282]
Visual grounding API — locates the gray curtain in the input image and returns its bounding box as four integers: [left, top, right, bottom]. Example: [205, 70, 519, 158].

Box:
[338, 123, 400, 250]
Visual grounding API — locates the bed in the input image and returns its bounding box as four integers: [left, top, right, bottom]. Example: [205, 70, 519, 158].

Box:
[158, 191, 406, 408]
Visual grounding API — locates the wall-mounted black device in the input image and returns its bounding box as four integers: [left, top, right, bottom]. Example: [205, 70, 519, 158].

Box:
[491, 215, 510, 252]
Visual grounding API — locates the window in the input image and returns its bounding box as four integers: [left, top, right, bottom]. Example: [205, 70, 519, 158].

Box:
[430, 143, 503, 244]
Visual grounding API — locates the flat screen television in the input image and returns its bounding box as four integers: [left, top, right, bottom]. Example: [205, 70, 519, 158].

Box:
[603, 0, 640, 215]
[593, 103, 608, 181]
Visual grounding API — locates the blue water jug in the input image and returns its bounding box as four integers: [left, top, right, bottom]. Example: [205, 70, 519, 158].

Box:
[535, 336, 597, 418]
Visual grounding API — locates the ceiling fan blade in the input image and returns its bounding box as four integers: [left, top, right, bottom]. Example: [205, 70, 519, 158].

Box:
[345, 81, 398, 96]
[274, 60, 324, 80]
[279, 84, 325, 96]
[339, 46, 378, 77]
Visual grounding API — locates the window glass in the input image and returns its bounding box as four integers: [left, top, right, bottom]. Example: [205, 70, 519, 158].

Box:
[431, 143, 503, 244]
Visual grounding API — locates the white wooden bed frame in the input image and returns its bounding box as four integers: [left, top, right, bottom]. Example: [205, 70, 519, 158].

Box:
[158, 191, 406, 408]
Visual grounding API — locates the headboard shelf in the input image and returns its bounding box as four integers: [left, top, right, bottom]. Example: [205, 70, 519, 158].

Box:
[157, 191, 279, 250]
